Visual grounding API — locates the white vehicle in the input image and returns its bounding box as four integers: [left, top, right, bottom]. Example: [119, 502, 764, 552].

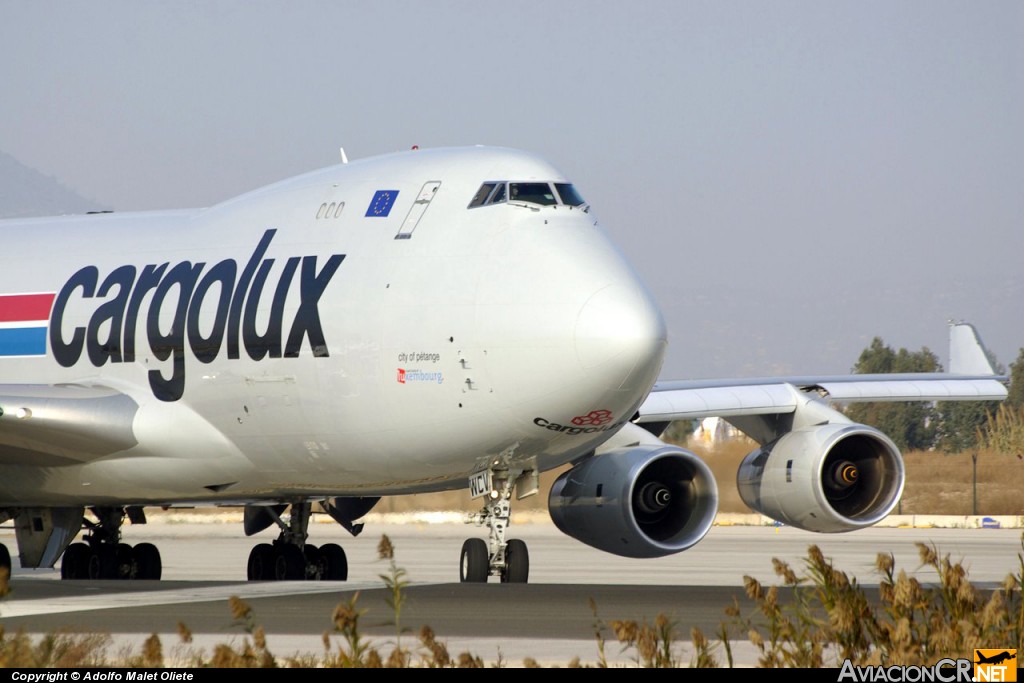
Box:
[0, 146, 1006, 583]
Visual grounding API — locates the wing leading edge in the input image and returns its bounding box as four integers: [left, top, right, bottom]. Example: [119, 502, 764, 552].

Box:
[635, 322, 1008, 428]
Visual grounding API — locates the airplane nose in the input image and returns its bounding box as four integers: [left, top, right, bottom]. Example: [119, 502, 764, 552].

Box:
[574, 283, 667, 390]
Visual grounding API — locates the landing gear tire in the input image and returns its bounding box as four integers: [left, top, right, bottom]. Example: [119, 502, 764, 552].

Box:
[62, 543, 91, 580]
[501, 539, 529, 584]
[247, 543, 275, 580]
[115, 543, 135, 579]
[460, 538, 488, 583]
[88, 546, 116, 580]
[57, 507, 166, 581]
[0, 543, 11, 577]
[134, 543, 162, 580]
[245, 502, 352, 582]
[304, 545, 323, 580]
[320, 543, 348, 581]
[63, 542, 162, 580]
[275, 544, 305, 580]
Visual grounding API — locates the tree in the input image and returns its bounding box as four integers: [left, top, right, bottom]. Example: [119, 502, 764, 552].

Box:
[933, 344, 1008, 452]
[935, 399, 999, 452]
[978, 348, 1024, 455]
[844, 337, 940, 451]
[1007, 347, 1024, 409]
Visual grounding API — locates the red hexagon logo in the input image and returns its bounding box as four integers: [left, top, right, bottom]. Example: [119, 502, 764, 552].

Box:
[571, 409, 614, 426]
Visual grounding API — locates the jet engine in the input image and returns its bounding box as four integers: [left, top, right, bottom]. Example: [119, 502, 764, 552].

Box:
[548, 444, 718, 558]
[736, 423, 904, 533]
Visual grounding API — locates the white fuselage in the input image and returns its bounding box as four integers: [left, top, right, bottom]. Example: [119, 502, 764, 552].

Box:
[0, 147, 667, 506]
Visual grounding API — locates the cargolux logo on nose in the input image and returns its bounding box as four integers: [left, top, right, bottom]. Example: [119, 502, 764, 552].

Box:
[533, 410, 622, 436]
[572, 410, 613, 426]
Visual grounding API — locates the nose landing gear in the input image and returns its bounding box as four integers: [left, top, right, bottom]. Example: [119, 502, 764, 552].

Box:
[460, 465, 532, 583]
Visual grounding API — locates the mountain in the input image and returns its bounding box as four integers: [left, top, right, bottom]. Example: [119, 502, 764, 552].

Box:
[0, 151, 108, 218]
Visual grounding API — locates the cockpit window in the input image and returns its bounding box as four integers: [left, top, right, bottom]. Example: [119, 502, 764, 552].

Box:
[489, 182, 506, 204]
[467, 182, 505, 208]
[554, 183, 586, 207]
[467, 180, 585, 209]
[468, 182, 497, 208]
[509, 182, 557, 206]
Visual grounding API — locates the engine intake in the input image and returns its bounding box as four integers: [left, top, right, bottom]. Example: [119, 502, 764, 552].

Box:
[548, 444, 718, 558]
[737, 423, 904, 532]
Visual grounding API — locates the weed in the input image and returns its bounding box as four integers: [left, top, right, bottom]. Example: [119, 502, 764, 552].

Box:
[730, 537, 1024, 666]
[1, 535, 1019, 667]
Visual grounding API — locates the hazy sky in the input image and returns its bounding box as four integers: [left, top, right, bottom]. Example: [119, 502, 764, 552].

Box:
[1, 1, 1021, 379]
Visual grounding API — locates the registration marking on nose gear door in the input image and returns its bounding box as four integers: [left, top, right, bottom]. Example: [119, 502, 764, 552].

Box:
[469, 470, 492, 499]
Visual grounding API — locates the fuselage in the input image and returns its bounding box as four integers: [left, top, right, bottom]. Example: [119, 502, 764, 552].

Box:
[0, 146, 667, 505]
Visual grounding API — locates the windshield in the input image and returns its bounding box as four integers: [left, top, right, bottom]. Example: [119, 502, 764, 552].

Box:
[554, 183, 586, 207]
[467, 180, 586, 209]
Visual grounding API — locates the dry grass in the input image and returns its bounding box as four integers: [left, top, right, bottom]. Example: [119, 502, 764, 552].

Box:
[682, 438, 754, 514]
[728, 540, 1024, 667]
[687, 438, 1024, 516]
[900, 449, 1024, 516]
[134, 427, 1023, 523]
[302, 435, 1024, 517]
[364, 437, 755, 515]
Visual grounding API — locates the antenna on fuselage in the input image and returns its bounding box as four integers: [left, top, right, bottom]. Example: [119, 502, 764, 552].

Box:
[339, 147, 349, 164]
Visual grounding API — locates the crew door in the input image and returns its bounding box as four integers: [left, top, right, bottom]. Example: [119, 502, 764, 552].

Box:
[395, 181, 441, 240]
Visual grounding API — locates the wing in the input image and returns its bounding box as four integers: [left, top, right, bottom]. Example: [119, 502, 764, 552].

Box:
[589, 321, 1009, 545]
[636, 322, 1007, 428]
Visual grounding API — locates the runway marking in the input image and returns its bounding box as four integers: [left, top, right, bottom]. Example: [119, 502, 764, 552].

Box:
[0, 581, 382, 618]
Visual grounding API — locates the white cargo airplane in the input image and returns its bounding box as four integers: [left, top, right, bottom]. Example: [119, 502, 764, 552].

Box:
[0, 146, 1007, 583]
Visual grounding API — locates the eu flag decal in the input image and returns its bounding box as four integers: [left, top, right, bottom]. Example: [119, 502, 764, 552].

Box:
[366, 190, 399, 217]
[0, 292, 56, 357]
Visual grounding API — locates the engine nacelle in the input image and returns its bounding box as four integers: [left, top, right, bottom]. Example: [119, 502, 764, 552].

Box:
[737, 423, 904, 533]
[548, 444, 718, 558]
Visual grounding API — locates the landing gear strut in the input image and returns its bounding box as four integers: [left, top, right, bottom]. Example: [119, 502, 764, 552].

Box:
[61, 507, 162, 580]
[461, 466, 530, 583]
[246, 501, 347, 581]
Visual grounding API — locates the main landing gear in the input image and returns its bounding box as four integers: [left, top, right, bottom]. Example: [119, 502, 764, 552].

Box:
[0, 542, 11, 578]
[246, 502, 348, 581]
[460, 465, 531, 584]
[61, 507, 162, 580]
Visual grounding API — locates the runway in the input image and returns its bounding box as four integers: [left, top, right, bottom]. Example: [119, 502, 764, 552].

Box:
[1, 522, 1021, 666]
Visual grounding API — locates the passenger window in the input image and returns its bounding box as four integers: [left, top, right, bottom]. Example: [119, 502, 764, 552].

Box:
[509, 182, 557, 206]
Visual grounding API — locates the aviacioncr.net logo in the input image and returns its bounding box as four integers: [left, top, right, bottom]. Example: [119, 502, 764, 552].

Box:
[975, 649, 1017, 682]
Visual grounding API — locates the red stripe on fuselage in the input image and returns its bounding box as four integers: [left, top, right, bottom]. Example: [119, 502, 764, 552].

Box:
[0, 293, 57, 323]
